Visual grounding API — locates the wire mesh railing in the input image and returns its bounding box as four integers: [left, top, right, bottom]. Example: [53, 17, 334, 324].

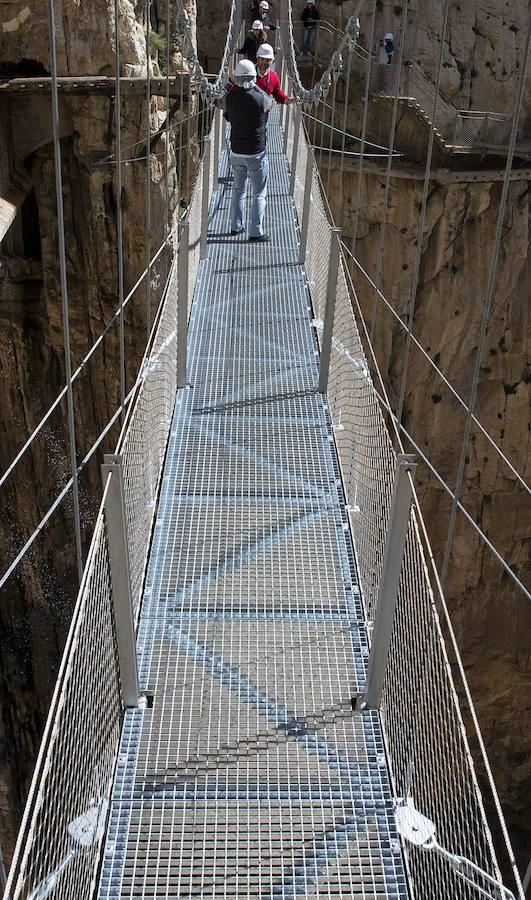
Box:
[2, 117, 216, 900]
[369, 59, 512, 150]
[293, 109, 523, 898]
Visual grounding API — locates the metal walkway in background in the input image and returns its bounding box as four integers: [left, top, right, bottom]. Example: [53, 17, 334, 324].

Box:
[98, 107, 407, 899]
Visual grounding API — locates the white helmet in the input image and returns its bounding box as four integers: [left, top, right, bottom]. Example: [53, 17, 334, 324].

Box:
[256, 43, 274, 60]
[252, 19, 263, 30]
[385, 32, 394, 40]
[259, 1, 269, 8]
[234, 59, 257, 80]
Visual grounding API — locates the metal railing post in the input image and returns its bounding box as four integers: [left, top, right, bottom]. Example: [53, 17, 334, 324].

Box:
[221, 109, 227, 156]
[283, 98, 291, 153]
[102, 454, 141, 709]
[213, 107, 221, 188]
[358, 453, 417, 710]
[290, 105, 301, 195]
[298, 145, 314, 265]
[200, 136, 211, 260]
[317, 227, 341, 393]
[177, 219, 189, 388]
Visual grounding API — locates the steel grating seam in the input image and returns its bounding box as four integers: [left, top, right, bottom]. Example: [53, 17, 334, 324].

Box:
[98, 109, 408, 899]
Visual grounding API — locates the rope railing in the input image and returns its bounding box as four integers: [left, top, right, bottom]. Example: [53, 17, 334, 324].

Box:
[281, 15, 525, 896]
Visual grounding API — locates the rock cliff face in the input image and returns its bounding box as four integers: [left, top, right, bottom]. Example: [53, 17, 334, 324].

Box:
[0, 0, 191, 866]
[323, 150, 530, 883]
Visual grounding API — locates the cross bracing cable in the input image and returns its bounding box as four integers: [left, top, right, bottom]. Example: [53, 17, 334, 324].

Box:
[300, 110, 402, 151]
[441, 10, 531, 588]
[340, 242, 530, 495]
[340, 246, 527, 893]
[340, 250, 531, 605]
[0, 237, 169, 493]
[47, 0, 83, 581]
[0, 233, 178, 592]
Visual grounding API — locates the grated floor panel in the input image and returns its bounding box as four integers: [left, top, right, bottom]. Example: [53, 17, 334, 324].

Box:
[98, 109, 408, 899]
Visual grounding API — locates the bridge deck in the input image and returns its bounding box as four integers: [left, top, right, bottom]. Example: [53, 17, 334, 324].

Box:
[98, 107, 407, 899]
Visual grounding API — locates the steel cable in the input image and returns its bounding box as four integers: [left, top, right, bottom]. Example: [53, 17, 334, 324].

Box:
[441, 10, 531, 587]
[47, 0, 83, 580]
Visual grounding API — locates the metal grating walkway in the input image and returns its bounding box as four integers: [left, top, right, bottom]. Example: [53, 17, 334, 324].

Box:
[98, 107, 408, 899]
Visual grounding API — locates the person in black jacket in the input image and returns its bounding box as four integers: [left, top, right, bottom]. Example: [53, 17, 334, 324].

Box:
[239, 21, 268, 63]
[225, 60, 273, 242]
[301, 0, 320, 56]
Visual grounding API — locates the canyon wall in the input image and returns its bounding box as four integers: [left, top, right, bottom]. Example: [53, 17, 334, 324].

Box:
[325, 155, 531, 874]
[0, 0, 192, 865]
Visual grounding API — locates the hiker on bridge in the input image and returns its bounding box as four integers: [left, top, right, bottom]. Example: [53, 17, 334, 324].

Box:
[254, 0, 276, 32]
[225, 59, 273, 243]
[301, 0, 320, 56]
[256, 44, 295, 103]
[239, 21, 268, 63]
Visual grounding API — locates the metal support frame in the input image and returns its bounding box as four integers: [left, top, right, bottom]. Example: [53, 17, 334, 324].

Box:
[359, 454, 417, 710]
[298, 145, 314, 265]
[213, 107, 221, 189]
[289, 105, 302, 196]
[200, 136, 211, 260]
[177, 219, 189, 388]
[317, 227, 341, 393]
[102, 455, 141, 709]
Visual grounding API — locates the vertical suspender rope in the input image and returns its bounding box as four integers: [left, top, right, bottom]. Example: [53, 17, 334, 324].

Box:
[351, 0, 376, 260]
[441, 13, 531, 587]
[369, 0, 409, 341]
[178, 31, 185, 209]
[47, 0, 83, 582]
[396, 0, 451, 426]
[146, 0, 152, 338]
[326, 77, 338, 197]
[337, 49, 353, 226]
[165, 0, 171, 281]
[114, 0, 126, 425]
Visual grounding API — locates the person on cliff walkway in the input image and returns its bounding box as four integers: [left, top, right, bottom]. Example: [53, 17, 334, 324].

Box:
[256, 44, 295, 104]
[239, 21, 268, 63]
[384, 32, 395, 62]
[301, 0, 320, 56]
[225, 59, 273, 242]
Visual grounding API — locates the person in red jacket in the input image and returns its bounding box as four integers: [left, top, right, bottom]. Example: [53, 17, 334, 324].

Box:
[255, 44, 295, 104]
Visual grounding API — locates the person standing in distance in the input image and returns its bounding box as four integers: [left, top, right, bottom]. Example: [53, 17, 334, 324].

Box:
[225, 60, 273, 242]
[301, 0, 320, 56]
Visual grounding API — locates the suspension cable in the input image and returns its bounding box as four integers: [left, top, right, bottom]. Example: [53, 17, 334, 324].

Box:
[47, 0, 83, 581]
[0, 237, 169, 493]
[114, 0, 126, 425]
[341, 241, 530, 494]
[342, 253, 531, 605]
[441, 11, 531, 587]
[396, 0, 451, 426]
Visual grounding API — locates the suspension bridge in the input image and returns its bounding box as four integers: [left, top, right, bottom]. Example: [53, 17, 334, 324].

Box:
[1, 0, 530, 898]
